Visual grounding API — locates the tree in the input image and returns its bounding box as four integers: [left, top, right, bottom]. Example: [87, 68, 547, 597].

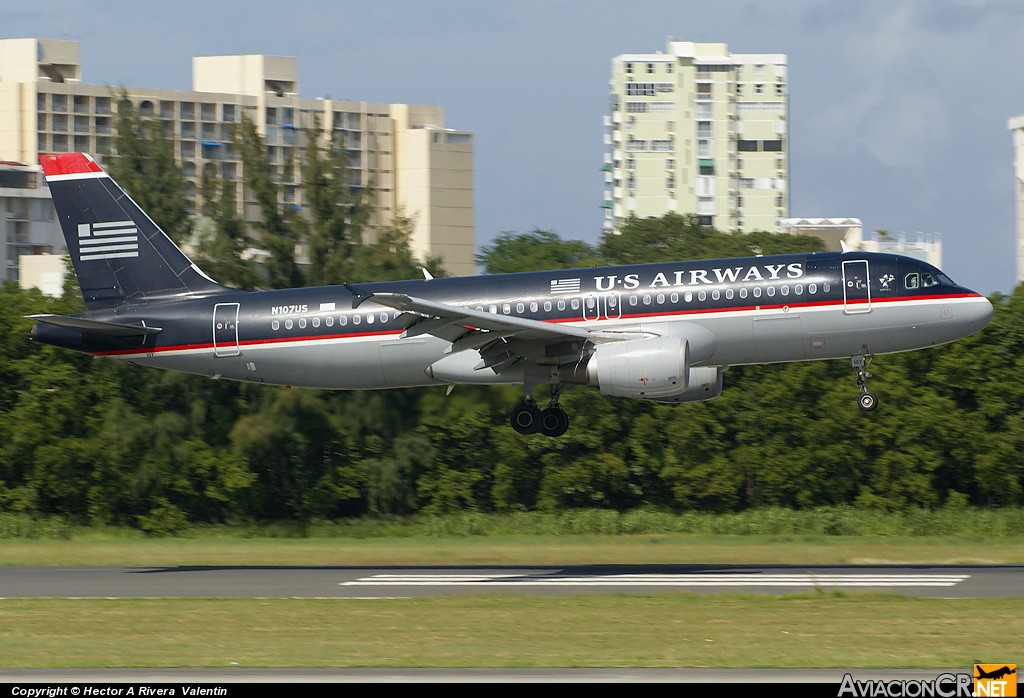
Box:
[233, 115, 300, 289]
[106, 91, 192, 244]
[298, 123, 371, 286]
[195, 172, 263, 289]
[478, 229, 600, 274]
[600, 212, 824, 265]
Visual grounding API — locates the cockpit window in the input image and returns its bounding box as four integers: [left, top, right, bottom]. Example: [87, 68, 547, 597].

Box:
[906, 271, 954, 289]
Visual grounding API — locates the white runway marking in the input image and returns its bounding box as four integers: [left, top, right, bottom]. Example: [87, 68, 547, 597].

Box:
[341, 573, 970, 588]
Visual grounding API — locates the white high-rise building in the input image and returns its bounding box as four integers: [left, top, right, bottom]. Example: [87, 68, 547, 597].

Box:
[0, 38, 476, 278]
[1008, 114, 1024, 286]
[605, 40, 788, 235]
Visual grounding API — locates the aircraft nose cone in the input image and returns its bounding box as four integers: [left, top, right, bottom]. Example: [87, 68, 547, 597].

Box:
[969, 294, 993, 332]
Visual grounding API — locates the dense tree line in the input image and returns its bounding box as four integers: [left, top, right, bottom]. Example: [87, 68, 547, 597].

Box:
[1, 100, 1019, 530]
[2, 210, 1022, 531]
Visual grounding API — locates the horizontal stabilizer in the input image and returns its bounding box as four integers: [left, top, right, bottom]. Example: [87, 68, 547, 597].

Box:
[28, 314, 162, 336]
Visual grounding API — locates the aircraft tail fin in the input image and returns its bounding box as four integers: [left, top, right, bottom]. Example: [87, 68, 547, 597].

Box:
[40, 152, 228, 310]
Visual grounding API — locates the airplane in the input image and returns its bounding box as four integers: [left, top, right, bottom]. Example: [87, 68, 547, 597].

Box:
[975, 666, 1017, 681]
[30, 152, 993, 437]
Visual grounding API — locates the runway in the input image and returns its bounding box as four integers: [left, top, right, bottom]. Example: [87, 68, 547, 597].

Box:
[1, 563, 1021, 598]
[3, 564, 1020, 685]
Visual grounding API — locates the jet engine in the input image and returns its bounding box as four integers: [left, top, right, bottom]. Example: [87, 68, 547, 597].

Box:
[583, 336, 689, 400]
[569, 337, 724, 403]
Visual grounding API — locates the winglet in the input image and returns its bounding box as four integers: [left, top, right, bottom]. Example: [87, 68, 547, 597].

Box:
[422, 268, 434, 280]
[840, 240, 851, 253]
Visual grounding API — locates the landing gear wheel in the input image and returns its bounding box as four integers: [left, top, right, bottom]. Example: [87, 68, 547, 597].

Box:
[539, 407, 570, 437]
[510, 402, 543, 434]
[850, 353, 878, 413]
[858, 391, 878, 412]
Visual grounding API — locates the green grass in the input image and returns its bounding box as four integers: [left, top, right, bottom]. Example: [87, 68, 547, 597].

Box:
[1, 594, 1020, 669]
[1, 508, 1021, 669]
[2, 533, 1024, 566]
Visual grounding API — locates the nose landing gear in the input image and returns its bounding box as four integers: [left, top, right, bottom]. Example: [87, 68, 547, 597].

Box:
[851, 353, 878, 412]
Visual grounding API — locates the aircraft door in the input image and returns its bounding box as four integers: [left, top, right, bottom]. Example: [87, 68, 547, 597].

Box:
[213, 302, 241, 357]
[583, 293, 622, 322]
[842, 260, 871, 314]
[603, 292, 622, 320]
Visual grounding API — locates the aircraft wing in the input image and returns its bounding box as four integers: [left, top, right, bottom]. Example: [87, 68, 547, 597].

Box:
[367, 292, 648, 374]
[367, 292, 643, 343]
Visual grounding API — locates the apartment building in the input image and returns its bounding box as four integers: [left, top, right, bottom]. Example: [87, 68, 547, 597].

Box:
[604, 40, 788, 235]
[0, 160, 58, 284]
[1008, 115, 1024, 285]
[0, 38, 475, 278]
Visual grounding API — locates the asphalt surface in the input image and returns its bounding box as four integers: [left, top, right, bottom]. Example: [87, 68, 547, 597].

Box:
[3, 563, 1020, 685]
[1, 563, 1021, 598]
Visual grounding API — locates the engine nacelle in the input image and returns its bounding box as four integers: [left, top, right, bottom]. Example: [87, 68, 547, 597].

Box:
[586, 336, 689, 400]
[664, 365, 725, 404]
[578, 338, 726, 403]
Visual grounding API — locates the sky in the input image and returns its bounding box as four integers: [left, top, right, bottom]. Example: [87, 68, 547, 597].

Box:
[5, 0, 1024, 296]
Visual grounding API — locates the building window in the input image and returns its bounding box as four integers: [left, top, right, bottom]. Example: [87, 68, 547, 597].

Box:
[699, 159, 715, 175]
[647, 63, 654, 74]
[763, 140, 783, 152]
[625, 62, 633, 74]
[738, 140, 759, 152]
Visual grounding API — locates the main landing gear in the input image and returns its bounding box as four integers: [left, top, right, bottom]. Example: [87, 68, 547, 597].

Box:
[851, 353, 878, 412]
[510, 384, 569, 437]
